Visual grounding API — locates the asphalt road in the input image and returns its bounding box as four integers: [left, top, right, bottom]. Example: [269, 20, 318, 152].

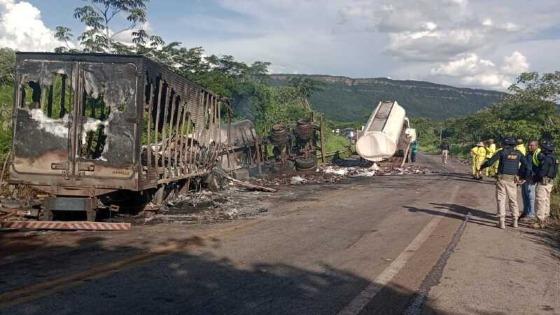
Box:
[0, 154, 558, 315]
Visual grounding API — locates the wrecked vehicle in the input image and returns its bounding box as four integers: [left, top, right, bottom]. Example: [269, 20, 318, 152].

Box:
[356, 100, 416, 163]
[9, 52, 226, 221]
[219, 119, 264, 178]
[266, 115, 326, 172]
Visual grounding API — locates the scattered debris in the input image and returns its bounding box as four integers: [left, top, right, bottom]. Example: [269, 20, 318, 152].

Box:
[290, 176, 307, 185]
[150, 187, 273, 225]
[213, 168, 277, 192]
[322, 166, 349, 176]
[318, 162, 431, 178]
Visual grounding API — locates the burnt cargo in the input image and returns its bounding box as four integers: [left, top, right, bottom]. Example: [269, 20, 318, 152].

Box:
[9, 52, 226, 218]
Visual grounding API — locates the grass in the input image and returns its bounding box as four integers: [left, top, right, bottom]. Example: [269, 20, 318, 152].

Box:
[419, 142, 470, 159]
[324, 133, 353, 158]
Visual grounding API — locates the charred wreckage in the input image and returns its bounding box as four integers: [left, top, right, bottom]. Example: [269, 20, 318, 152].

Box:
[5, 53, 418, 226]
[5, 52, 327, 223]
[8, 52, 234, 221]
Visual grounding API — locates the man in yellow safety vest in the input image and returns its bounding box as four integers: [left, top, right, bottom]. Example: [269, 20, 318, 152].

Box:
[515, 139, 527, 156]
[471, 142, 486, 180]
[485, 139, 497, 177]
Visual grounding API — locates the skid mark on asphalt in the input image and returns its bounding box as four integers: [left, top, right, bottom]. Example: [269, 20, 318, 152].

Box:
[337, 186, 461, 315]
[403, 211, 471, 315]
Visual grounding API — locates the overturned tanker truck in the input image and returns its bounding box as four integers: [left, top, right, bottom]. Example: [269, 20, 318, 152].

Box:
[9, 52, 228, 221]
[356, 100, 416, 163]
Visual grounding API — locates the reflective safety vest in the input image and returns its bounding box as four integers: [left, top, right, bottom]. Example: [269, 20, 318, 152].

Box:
[471, 146, 486, 160]
[531, 148, 541, 167]
[485, 143, 496, 158]
[515, 144, 527, 156]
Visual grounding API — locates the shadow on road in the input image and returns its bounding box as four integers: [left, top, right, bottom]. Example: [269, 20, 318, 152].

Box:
[519, 226, 560, 260]
[404, 202, 560, 262]
[0, 231, 447, 315]
[439, 172, 496, 185]
[404, 202, 496, 227]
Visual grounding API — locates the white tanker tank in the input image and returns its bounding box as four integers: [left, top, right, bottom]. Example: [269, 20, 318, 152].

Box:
[356, 100, 416, 162]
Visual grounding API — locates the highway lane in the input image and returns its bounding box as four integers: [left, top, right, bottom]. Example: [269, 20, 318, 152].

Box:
[0, 155, 495, 314]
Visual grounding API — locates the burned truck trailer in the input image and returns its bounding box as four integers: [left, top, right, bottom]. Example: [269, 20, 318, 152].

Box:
[9, 52, 225, 220]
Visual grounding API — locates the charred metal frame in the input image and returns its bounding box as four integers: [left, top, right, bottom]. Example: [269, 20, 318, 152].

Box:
[266, 112, 326, 167]
[220, 119, 264, 173]
[9, 52, 226, 201]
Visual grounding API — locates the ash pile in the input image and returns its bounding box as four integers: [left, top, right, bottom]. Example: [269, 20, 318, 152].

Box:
[147, 186, 272, 225]
[320, 162, 432, 178]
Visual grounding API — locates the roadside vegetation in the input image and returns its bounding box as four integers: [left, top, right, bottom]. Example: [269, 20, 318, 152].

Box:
[414, 71, 560, 218]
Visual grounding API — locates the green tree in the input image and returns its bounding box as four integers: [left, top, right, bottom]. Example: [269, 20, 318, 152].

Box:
[62, 0, 149, 52]
[53, 1, 315, 139]
[288, 76, 324, 110]
[427, 71, 560, 157]
[0, 48, 15, 85]
[54, 26, 74, 53]
[0, 48, 15, 155]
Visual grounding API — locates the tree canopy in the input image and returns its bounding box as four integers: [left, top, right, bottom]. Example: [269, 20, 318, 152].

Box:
[414, 71, 560, 154]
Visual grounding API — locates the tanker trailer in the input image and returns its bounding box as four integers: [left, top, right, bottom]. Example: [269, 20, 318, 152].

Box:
[356, 101, 416, 162]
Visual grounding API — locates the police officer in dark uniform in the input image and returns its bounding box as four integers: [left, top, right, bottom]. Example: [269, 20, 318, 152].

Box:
[481, 137, 529, 229]
[534, 141, 558, 228]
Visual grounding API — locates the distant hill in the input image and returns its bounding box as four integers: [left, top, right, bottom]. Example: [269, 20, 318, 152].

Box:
[268, 74, 506, 122]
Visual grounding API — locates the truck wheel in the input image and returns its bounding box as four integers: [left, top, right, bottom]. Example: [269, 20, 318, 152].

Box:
[295, 158, 317, 171]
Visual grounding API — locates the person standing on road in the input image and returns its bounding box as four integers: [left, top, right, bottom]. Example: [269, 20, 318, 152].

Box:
[515, 139, 527, 156]
[533, 141, 558, 228]
[485, 139, 497, 177]
[410, 140, 418, 163]
[471, 142, 486, 180]
[440, 140, 450, 164]
[520, 140, 540, 221]
[480, 137, 529, 229]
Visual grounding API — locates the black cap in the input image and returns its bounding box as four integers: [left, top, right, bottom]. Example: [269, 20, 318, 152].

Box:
[503, 137, 515, 145]
[541, 141, 555, 151]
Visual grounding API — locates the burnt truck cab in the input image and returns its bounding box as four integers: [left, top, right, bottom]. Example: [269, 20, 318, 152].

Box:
[9, 52, 224, 220]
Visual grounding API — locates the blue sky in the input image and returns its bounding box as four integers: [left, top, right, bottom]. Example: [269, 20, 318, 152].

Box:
[3, 0, 560, 90]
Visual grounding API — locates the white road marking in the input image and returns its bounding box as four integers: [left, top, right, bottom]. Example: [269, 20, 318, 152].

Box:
[338, 186, 460, 315]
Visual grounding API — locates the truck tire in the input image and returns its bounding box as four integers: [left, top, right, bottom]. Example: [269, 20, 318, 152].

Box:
[295, 158, 317, 171]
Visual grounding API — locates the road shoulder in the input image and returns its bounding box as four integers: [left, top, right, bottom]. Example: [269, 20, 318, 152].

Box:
[424, 193, 560, 314]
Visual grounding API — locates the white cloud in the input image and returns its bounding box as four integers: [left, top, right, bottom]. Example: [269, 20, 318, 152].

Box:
[0, 0, 62, 51]
[0, 0, 552, 92]
[179, 0, 395, 77]
[430, 51, 529, 89]
[387, 28, 487, 61]
[501, 51, 529, 75]
[333, 0, 560, 89]
[338, 0, 524, 62]
[482, 18, 493, 27]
